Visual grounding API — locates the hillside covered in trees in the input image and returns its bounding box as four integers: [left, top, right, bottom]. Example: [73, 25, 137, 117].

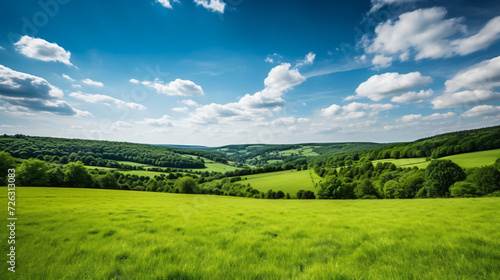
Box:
[0, 134, 214, 169]
[363, 125, 500, 160]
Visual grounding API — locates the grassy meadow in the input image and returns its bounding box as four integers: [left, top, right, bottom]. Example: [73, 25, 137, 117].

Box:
[243, 170, 317, 194]
[372, 148, 500, 169]
[1, 187, 499, 279]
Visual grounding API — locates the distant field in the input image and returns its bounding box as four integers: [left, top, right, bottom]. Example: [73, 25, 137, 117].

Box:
[2, 187, 498, 279]
[244, 170, 316, 195]
[373, 149, 500, 169]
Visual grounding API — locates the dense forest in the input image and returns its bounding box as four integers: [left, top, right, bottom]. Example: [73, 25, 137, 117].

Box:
[1, 125, 500, 199]
[363, 125, 500, 160]
[0, 134, 211, 168]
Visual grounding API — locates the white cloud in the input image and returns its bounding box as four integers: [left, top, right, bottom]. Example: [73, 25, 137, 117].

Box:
[82, 78, 104, 87]
[372, 55, 393, 68]
[75, 109, 93, 118]
[265, 53, 283, 64]
[401, 114, 422, 123]
[0, 65, 83, 116]
[272, 117, 298, 126]
[181, 99, 199, 107]
[186, 62, 306, 125]
[62, 74, 75, 81]
[69, 92, 146, 110]
[321, 102, 396, 120]
[172, 107, 189, 113]
[156, 0, 179, 9]
[110, 121, 132, 130]
[364, 7, 500, 65]
[72, 84, 81, 88]
[462, 105, 500, 118]
[445, 55, 500, 93]
[141, 78, 204, 96]
[391, 89, 433, 103]
[14, 36, 73, 66]
[353, 72, 432, 101]
[0, 64, 63, 99]
[422, 112, 456, 121]
[401, 112, 455, 122]
[129, 78, 139, 84]
[296, 52, 316, 67]
[194, 0, 225, 14]
[451, 16, 500, 56]
[432, 90, 500, 109]
[141, 115, 173, 127]
[369, 0, 420, 13]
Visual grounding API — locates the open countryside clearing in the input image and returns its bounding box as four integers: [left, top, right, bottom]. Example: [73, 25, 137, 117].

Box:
[1, 187, 498, 279]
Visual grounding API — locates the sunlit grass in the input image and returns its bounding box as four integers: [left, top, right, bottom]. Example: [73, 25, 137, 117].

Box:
[373, 149, 500, 169]
[244, 170, 316, 194]
[1, 187, 498, 279]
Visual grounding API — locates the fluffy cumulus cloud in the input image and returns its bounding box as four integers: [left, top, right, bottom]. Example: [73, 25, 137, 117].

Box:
[172, 107, 189, 113]
[371, 55, 393, 68]
[69, 92, 146, 110]
[186, 62, 306, 126]
[141, 78, 204, 97]
[156, 0, 179, 9]
[462, 105, 500, 118]
[364, 7, 500, 67]
[82, 78, 104, 87]
[445, 56, 500, 93]
[391, 89, 433, 103]
[432, 90, 500, 109]
[129, 78, 139, 84]
[321, 102, 396, 120]
[0, 64, 85, 116]
[14, 36, 73, 66]
[401, 112, 455, 122]
[369, 0, 420, 13]
[351, 72, 432, 101]
[271, 117, 310, 126]
[141, 115, 173, 127]
[194, 0, 225, 14]
[181, 99, 199, 107]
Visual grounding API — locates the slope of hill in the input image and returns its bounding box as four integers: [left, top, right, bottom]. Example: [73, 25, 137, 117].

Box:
[0, 134, 219, 169]
[213, 142, 386, 167]
[364, 125, 500, 160]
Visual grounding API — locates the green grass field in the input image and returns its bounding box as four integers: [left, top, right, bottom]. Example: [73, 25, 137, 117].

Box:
[243, 170, 320, 195]
[1, 187, 498, 279]
[373, 149, 500, 169]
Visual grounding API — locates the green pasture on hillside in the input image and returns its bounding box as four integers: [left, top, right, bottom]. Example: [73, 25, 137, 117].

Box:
[373, 149, 500, 169]
[244, 170, 318, 195]
[1, 187, 498, 279]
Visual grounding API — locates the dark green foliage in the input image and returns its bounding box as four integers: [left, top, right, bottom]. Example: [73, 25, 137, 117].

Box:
[0, 134, 210, 168]
[425, 160, 466, 197]
[98, 173, 119, 189]
[174, 177, 199, 194]
[354, 179, 379, 199]
[296, 190, 316, 199]
[17, 158, 50, 186]
[450, 182, 483, 197]
[64, 162, 94, 188]
[0, 151, 16, 184]
[48, 167, 65, 187]
[365, 125, 500, 160]
[465, 166, 500, 194]
[316, 176, 354, 199]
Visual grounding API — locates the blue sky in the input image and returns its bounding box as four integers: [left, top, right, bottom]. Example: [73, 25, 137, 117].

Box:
[1, 0, 500, 146]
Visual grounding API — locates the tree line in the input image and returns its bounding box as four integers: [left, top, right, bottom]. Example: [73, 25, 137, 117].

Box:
[313, 158, 500, 199]
[0, 134, 209, 169]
